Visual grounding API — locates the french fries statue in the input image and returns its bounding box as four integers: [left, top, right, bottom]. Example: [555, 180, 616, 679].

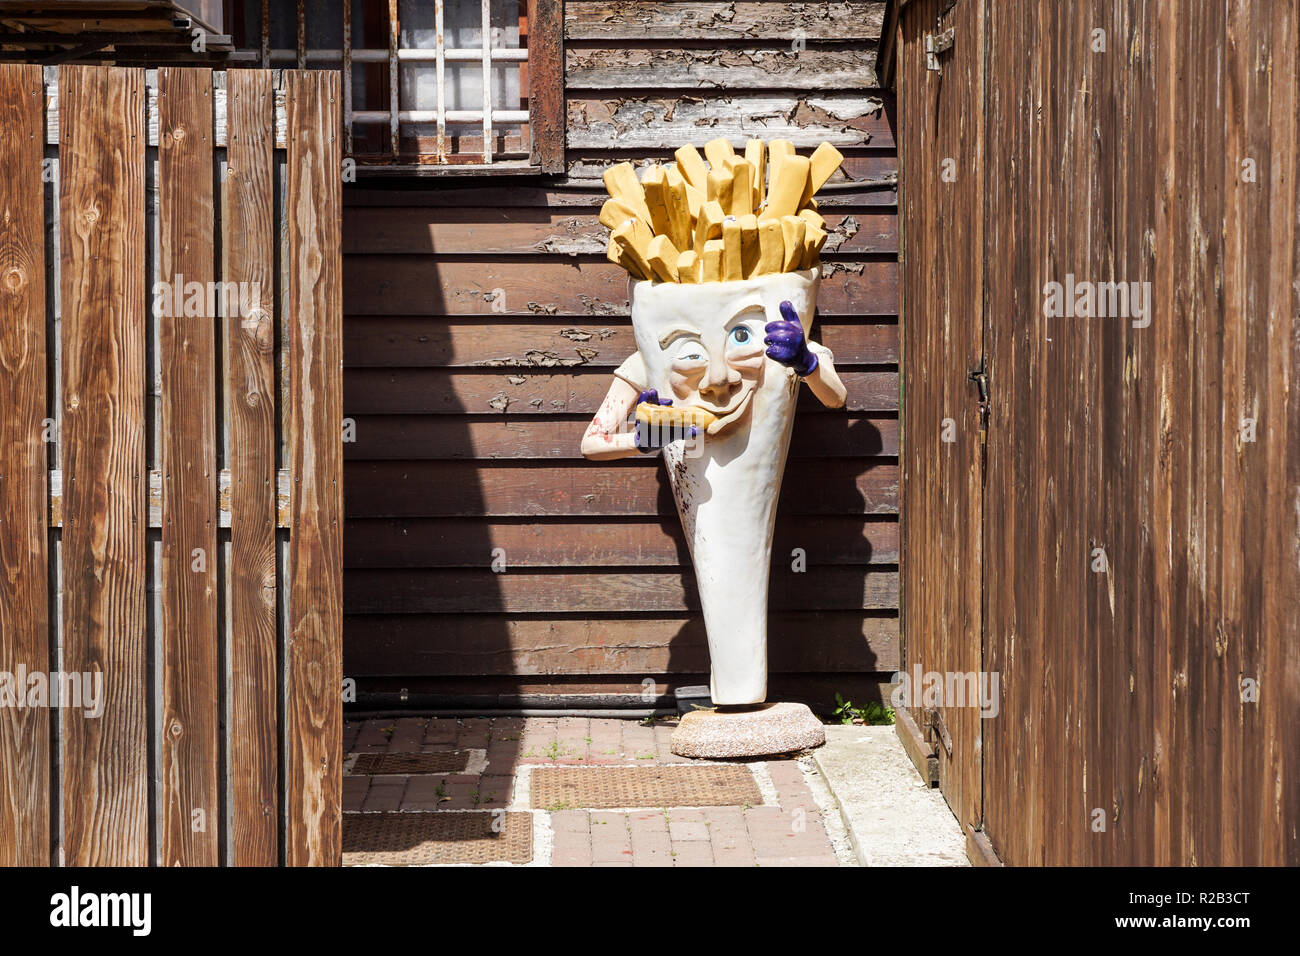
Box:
[581, 139, 849, 757]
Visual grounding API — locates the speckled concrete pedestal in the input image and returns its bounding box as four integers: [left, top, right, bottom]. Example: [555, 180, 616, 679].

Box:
[670, 702, 827, 759]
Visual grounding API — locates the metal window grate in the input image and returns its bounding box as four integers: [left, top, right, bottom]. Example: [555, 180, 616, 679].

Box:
[250, 0, 530, 167]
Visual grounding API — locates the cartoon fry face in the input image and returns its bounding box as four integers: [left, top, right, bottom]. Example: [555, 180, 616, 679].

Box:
[630, 269, 819, 437]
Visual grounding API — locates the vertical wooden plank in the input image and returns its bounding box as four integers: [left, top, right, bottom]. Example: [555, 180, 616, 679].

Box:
[157, 66, 219, 867]
[224, 68, 279, 867]
[1262, 0, 1300, 867]
[526, 0, 564, 172]
[285, 69, 343, 867]
[898, 0, 983, 836]
[0, 62, 49, 868]
[59, 64, 148, 867]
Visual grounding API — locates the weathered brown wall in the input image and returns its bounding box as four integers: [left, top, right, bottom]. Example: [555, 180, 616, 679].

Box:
[897, 0, 1299, 865]
[342, 0, 899, 708]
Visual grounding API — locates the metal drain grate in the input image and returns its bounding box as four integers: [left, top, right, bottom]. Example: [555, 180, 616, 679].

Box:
[348, 752, 469, 775]
[531, 765, 762, 810]
[343, 811, 533, 865]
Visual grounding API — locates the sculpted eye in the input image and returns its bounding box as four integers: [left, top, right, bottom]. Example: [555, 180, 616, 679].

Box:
[729, 326, 751, 345]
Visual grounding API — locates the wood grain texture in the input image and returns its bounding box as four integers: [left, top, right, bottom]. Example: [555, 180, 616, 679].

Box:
[343, 315, 898, 368]
[341, 207, 898, 257]
[565, 46, 879, 91]
[344, 567, 899, 614]
[341, 414, 898, 459]
[897, 0, 983, 838]
[343, 256, 898, 316]
[343, 515, 899, 567]
[345, 612, 899, 676]
[0, 63, 49, 867]
[58, 64, 148, 867]
[344, 459, 898, 517]
[224, 68, 278, 867]
[156, 66, 219, 868]
[903, 0, 1300, 867]
[342, 368, 898, 414]
[564, 2, 886, 40]
[566, 93, 891, 150]
[285, 69, 343, 868]
[527, 0, 565, 171]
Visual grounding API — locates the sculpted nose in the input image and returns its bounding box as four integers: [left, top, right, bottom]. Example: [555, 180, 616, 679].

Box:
[698, 359, 740, 404]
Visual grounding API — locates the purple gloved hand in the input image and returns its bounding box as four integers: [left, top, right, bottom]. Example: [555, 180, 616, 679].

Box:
[636, 388, 672, 409]
[633, 388, 698, 453]
[764, 301, 818, 377]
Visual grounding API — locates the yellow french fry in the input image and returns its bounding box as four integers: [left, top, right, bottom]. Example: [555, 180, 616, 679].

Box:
[739, 213, 760, 278]
[636, 402, 718, 430]
[807, 141, 845, 196]
[798, 207, 826, 231]
[744, 139, 766, 210]
[599, 197, 640, 231]
[779, 215, 807, 272]
[706, 165, 735, 214]
[728, 157, 754, 217]
[683, 182, 704, 220]
[662, 165, 695, 250]
[608, 235, 648, 280]
[802, 223, 828, 269]
[647, 234, 681, 282]
[701, 239, 724, 282]
[760, 154, 811, 221]
[694, 199, 726, 254]
[603, 161, 654, 227]
[612, 219, 655, 279]
[673, 144, 710, 191]
[765, 139, 795, 207]
[704, 137, 735, 170]
[641, 165, 675, 239]
[677, 249, 701, 284]
[755, 219, 785, 276]
[721, 217, 743, 280]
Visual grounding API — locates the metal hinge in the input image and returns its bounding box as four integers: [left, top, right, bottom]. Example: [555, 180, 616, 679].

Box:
[925, 28, 955, 73]
[926, 707, 954, 757]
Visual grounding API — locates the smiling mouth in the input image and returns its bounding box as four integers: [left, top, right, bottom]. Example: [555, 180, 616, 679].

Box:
[701, 387, 756, 435]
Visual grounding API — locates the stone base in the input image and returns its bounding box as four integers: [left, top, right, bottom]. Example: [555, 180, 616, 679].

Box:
[670, 702, 827, 759]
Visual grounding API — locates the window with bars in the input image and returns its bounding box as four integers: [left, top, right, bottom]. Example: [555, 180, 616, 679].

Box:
[229, 0, 563, 171]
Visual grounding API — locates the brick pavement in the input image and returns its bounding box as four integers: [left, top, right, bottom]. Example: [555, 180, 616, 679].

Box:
[343, 715, 850, 867]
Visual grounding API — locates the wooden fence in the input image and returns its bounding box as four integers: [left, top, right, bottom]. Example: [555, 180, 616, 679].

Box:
[0, 64, 343, 866]
[893, 0, 1299, 866]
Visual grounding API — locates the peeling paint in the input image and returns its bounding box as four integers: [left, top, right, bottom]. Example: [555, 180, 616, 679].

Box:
[558, 327, 617, 342]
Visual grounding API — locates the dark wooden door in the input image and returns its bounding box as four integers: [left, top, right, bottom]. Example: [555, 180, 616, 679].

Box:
[898, 0, 985, 836]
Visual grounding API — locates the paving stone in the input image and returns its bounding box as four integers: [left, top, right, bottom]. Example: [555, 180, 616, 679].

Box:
[423, 718, 458, 745]
[476, 774, 514, 809]
[457, 718, 492, 749]
[667, 808, 710, 842]
[391, 717, 426, 751]
[342, 776, 369, 812]
[670, 841, 715, 866]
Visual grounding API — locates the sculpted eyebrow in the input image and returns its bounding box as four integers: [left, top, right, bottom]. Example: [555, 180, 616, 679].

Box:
[657, 324, 703, 348]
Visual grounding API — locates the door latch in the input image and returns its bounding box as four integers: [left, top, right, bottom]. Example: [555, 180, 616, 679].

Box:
[968, 362, 989, 403]
[969, 360, 990, 445]
[925, 708, 954, 757]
